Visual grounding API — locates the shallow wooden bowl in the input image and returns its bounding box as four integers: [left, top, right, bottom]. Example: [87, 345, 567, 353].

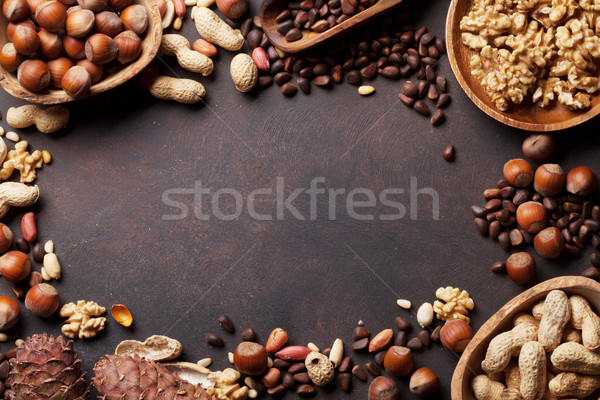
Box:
[260, 0, 404, 54]
[0, 0, 162, 104]
[446, 0, 600, 131]
[451, 276, 600, 400]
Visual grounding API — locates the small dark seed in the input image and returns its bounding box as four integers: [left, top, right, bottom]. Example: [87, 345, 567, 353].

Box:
[281, 83, 298, 97]
[289, 362, 305, 374]
[241, 328, 256, 341]
[32, 243, 45, 263]
[414, 100, 430, 116]
[282, 373, 295, 389]
[218, 315, 234, 333]
[205, 333, 224, 347]
[285, 28, 303, 41]
[352, 364, 367, 381]
[338, 373, 352, 392]
[374, 350, 385, 365]
[351, 337, 369, 351]
[591, 253, 600, 267]
[406, 337, 422, 351]
[582, 266, 600, 280]
[258, 76, 273, 89]
[431, 109, 444, 125]
[401, 81, 417, 97]
[339, 356, 352, 372]
[273, 359, 291, 369]
[394, 331, 407, 346]
[277, 20, 294, 35]
[399, 94, 415, 107]
[430, 326, 441, 342]
[296, 384, 315, 396]
[418, 329, 430, 347]
[395, 316, 412, 331]
[365, 362, 381, 377]
[436, 75, 447, 92]
[443, 145, 455, 162]
[297, 77, 310, 94]
[11, 286, 24, 301]
[15, 238, 29, 253]
[293, 372, 310, 383]
[267, 384, 286, 397]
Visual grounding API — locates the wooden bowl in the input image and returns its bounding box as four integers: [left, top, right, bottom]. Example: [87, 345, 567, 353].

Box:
[451, 276, 600, 400]
[446, 1, 600, 131]
[0, 0, 162, 104]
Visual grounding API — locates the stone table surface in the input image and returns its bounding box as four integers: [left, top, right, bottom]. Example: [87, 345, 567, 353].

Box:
[1, 0, 600, 398]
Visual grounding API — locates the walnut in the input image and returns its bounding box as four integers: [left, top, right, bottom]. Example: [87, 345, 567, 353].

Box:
[556, 19, 600, 70]
[207, 369, 248, 400]
[532, 0, 579, 28]
[462, 32, 489, 50]
[555, 80, 593, 109]
[60, 300, 107, 339]
[433, 286, 475, 323]
[0, 141, 43, 183]
[533, 77, 560, 106]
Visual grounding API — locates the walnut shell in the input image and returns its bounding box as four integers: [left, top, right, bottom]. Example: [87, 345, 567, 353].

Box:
[305, 351, 334, 387]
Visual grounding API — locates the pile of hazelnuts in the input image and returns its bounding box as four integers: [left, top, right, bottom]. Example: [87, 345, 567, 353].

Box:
[0, 0, 149, 98]
[472, 154, 600, 284]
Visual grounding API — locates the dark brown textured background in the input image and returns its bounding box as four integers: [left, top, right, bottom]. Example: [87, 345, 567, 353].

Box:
[1, 0, 600, 398]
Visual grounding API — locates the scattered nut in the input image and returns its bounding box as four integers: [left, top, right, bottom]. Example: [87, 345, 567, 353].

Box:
[115, 335, 182, 361]
[433, 286, 475, 323]
[60, 300, 107, 339]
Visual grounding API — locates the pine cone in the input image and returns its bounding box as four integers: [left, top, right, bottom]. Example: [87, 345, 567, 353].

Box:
[93, 354, 214, 399]
[5, 333, 89, 400]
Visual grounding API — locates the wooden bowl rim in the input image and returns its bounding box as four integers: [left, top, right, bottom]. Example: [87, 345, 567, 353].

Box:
[445, 0, 600, 132]
[0, 0, 162, 104]
[451, 276, 600, 400]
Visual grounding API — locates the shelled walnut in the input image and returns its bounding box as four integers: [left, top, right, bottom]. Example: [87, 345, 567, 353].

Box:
[60, 300, 107, 339]
[433, 286, 475, 323]
[1, 141, 43, 183]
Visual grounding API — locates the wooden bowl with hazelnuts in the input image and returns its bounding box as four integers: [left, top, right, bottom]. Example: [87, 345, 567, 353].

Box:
[0, 0, 162, 104]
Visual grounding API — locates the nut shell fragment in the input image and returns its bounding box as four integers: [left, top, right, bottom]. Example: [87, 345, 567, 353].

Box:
[163, 361, 215, 389]
[305, 351, 334, 387]
[111, 303, 133, 327]
[115, 334, 182, 361]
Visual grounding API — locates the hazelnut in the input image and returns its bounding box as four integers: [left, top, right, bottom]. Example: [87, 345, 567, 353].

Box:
[17, 59, 51, 92]
[25, 283, 59, 317]
[35, 0, 67, 32]
[566, 166, 597, 196]
[26, 0, 44, 14]
[0, 224, 13, 253]
[7, 19, 36, 41]
[0, 43, 24, 72]
[12, 23, 40, 56]
[66, 8, 94, 37]
[107, 0, 131, 10]
[63, 35, 86, 59]
[506, 251, 536, 284]
[0, 296, 20, 330]
[409, 367, 440, 397]
[516, 201, 547, 234]
[368, 376, 398, 400]
[38, 29, 62, 59]
[84, 32, 117, 64]
[76, 58, 102, 83]
[216, 0, 248, 19]
[522, 134, 555, 161]
[3, 0, 29, 21]
[113, 30, 141, 64]
[0, 251, 31, 282]
[47, 56, 73, 87]
[120, 4, 147, 35]
[534, 227, 564, 259]
[383, 346, 414, 376]
[77, 0, 106, 11]
[94, 10, 122, 37]
[534, 164, 565, 196]
[504, 159, 534, 188]
[439, 319, 473, 352]
[233, 341, 268, 376]
[61, 65, 91, 98]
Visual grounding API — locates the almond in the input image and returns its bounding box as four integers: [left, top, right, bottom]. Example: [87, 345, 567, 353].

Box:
[21, 212, 37, 242]
[369, 329, 394, 353]
[252, 47, 270, 72]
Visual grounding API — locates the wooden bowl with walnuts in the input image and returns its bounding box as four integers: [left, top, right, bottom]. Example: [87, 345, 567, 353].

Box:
[446, 0, 600, 131]
[0, 0, 162, 104]
[451, 276, 600, 400]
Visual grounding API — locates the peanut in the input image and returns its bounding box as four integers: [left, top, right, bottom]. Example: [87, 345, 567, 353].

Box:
[500, 389, 521, 400]
[561, 325, 582, 344]
[538, 290, 571, 352]
[519, 341, 546, 400]
[193, 7, 244, 51]
[513, 313, 539, 327]
[532, 301, 544, 320]
[0, 182, 39, 218]
[569, 295, 600, 350]
[472, 374, 506, 400]
[230, 53, 257, 93]
[482, 323, 538, 374]
[550, 342, 600, 375]
[7, 105, 69, 133]
[147, 76, 206, 104]
[548, 372, 600, 398]
[0, 137, 6, 165]
[504, 360, 521, 390]
[160, 34, 213, 75]
[161, 0, 174, 29]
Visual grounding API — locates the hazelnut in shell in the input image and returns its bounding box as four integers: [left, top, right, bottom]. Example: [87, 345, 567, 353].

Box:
[25, 283, 59, 317]
[534, 227, 564, 259]
[503, 159, 534, 188]
[48, 57, 74, 87]
[12, 24, 40, 56]
[233, 341, 268, 375]
[368, 376, 399, 400]
[85, 33, 117, 64]
[383, 345, 414, 376]
[61, 65, 91, 98]
[66, 8, 94, 37]
[27, 0, 44, 13]
[216, 0, 248, 19]
[0, 250, 31, 283]
[522, 134, 555, 161]
[534, 164, 565, 197]
[38, 29, 62, 59]
[77, 0, 106, 12]
[0, 296, 20, 330]
[120, 4, 147, 35]
[35, 0, 67, 32]
[63, 35, 85, 59]
[76, 58, 102, 83]
[107, 0, 131, 10]
[94, 10, 122, 37]
[3, 0, 29, 21]
[0, 224, 13, 253]
[566, 166, 597, 196]
[18, 59, 50, 92]
[114, 30, 141, 64]
[439, 319, 473, 352]
[506, 251, 536, 284]
[7, 19, 36, 41]
[516, 201, 547, 234]
[409, 367, 440, 397]
[0, 43, 24, 72]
